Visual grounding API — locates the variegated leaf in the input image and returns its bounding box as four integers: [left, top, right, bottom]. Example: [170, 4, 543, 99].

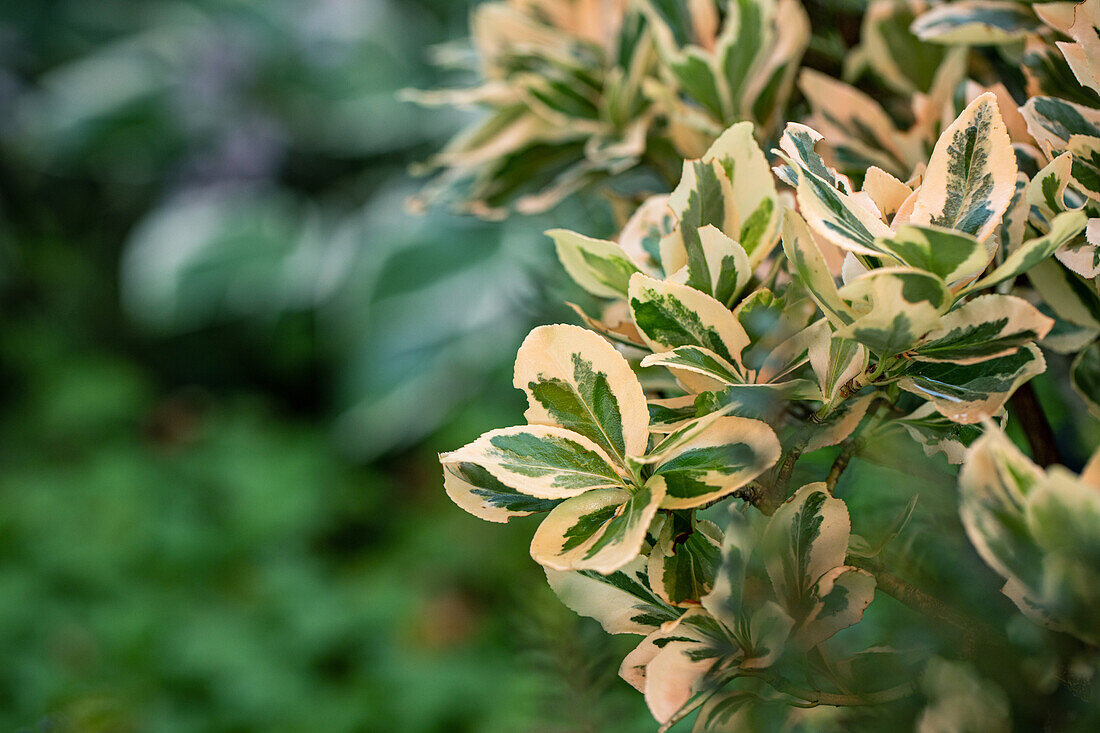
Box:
[641, 345, 744, 388]
[965, 210, 1088, 292]
[530, 483, 665, 572]
[1019, 96, 1100, 156]
[692, 382, 806, 424]
[1071, 341, 1100, 417]
[860, 0, 949, 94]
[895, 402, 990, 464]
[911, 93, 1017, 243]
[958, 429, 1046, 594]
[1056, 234, 1100, 279]
[910, 1, 1040, 45]
[781, 210, 854, 328]
[736, 288, 788, 371]
[545, 554, 680, 635]
[998, 173, 1029, 256]
[619, 193, 673, 274]
[755, 319, 821, 384]
[837, 268, 951, 357]
[1023, 467, 1100, 644]
[628, 273, 750, 367]
[778, 124, 895, 256]
[515, 324, 649, 463]
[548, 228, 642, 298]
[692, 690, 755, 733]
[648, 416, 781, 509]
[1066, 0, 1100, 95]
[566, 300, 646, 348]
[648, 514, 723, 606]
[874, 224, 987, 284]
[863, 166, 914, 219]
[702, 121, 781, 264]
[441, 424, 627, 499]
[900, 343, 1046, 424]
[798, 565, 876, 649]
[1066, 134, 1100, 201]
[1026, 153, 1081, 231]
[649, 394, 698, 433]
[620, 608, 734, 727]
[804, 392, 877, 452]
[687, 225, 752, 306]
[701, 507, 755, 627]
[1027, 257, 1100, 330]
[762, 483, 852, 616]
[912, 295, 1054, 364]
[442, 460, 563, 523]
[666, 160, 738, 268]
[809, 327, 869, 405]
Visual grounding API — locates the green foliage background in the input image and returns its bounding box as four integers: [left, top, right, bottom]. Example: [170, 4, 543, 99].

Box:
[0, 1, 649, 730]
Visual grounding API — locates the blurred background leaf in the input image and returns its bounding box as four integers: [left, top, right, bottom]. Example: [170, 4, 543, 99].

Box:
[0, 1, 650, 731]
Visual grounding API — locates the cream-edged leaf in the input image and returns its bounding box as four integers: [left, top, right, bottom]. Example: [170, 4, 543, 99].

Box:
[1026, 153, 1080, 231]
[1066, 134, 1100, 201]
[966, 210, 1088, 292]
[958, 429, 1045, 591]
[641, 345, 744, 389]
[545, 555, 681, 635]
[1027, 257, 1100, 330]
[702, 507, 756, 628]
[1067, 0, 1100, 94]
[860, 0, 950, 95]
[647, 514, 723, 606]
[781, 210, 854, 327]
[762, 483, 852, 614]
[515, 324, 649, 463]
[695, 224, 752, 306]
[441, 425, 627, 499]
[809, 327, 869, 405]
[804, 392, 876, 452]
[566, 300, 646, 348]
[900, 343, 1046, 424]
[648, 416, 781, 509]
[874, 224, 987, 284]
[648, 395, 698, 434]
[895, 403, 987, 464]
[549, 228, 642, 298]
[837, 268, 951, 357]
[703, 121, 781, 264]
[628, 273, 750, 367]
[621, 608, 733, 726]
[798, 68, 909, 176]
[912, 295, 1054, 364]
[1019, 96, 1100, 156]
[778, 124, 895, 256]
[799, 566, 876, 649]
[863, 166, 914, 219]
[441, 461, 562, 523]
[531, 483, 665, 573]
[911, 92, 1017, 243]
[910, 1, 1040, 45]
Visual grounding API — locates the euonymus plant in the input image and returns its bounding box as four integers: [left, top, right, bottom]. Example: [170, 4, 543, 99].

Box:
[426, 0, 1100, 729]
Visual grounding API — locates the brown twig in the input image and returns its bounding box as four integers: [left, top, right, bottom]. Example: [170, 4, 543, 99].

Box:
[1008, 381, 1062, 468]
[825, 440, 859, 493]
[757, 445, 804, 515]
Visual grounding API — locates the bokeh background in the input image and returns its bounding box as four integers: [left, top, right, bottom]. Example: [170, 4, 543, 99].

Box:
[0, 1, 651, 730]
